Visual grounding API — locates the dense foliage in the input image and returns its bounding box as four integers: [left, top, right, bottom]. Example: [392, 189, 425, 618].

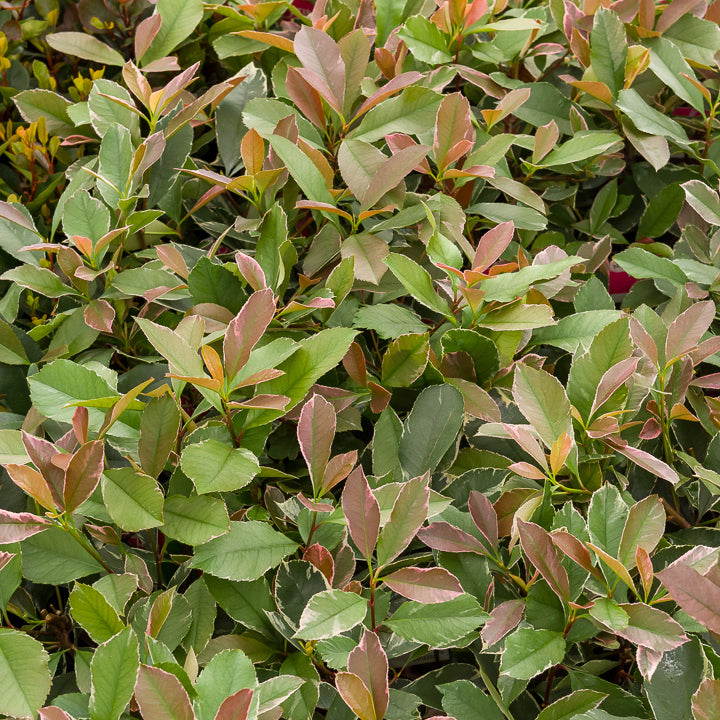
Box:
[3, 0, 720, 718]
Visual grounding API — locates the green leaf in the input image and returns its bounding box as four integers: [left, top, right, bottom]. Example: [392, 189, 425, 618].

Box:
[93, 574, 138, 615]
[618, 496, 665, 570]
[538, 131, 623, 167]
[62, 191, 111, 244]
[350, 87, 442, 143]
[681, 179, 720, 226]
[589, 180, 617, 234]
[0, 629, 51, 719]
[205, 576, 275, 636]
[0, 202, 41, 266]
[0, 318, 29, 365]
[536, 689, 607, 720]
[353, 304, 428, 340]
[587, 484, 628, 559]
[69, 583, 125, 644]
[439, 679, 505, 720]
[140, 0, 204, 65]
[500, 628, 565, 680]
[2, 265, 79, 298]
[162, 495, 229, 546]
[294, 589, 367, 640]
[479, 256, 580, 303]
[644, 639, 704, 720]
[268, 135, 335, 205]
[194, 649, 256, 720]
[398, 384, 464, 478]
[20, 526, 104, 583]
[139, 394, 181, 479]
[589, 597, 629, 632]
[647, 37, 706, 113]
[477, 302, 555, 331]
[13, 89, 73, 135]
[46, 32, 125, 66]
[637, 184, 684, 239]
[467, 202, 547, 231]
[512, 83, 572, 134]
[89, 627, 139, 720]
[613, 247, 688, 285]
[385, 594, 488, 647]
[567, 319, 632, 420]
[102, 468, 164, 532]
[190, 521, 298, 581]
[663, 14, 720, 66]
[590, 7, 627, 97]
[513, 365, 573, 450]
[216, 66, 268, 175]
[384, 253, 451, 317]
[181, 440, 259, 494]
[376, 475, 429, 569]
[617, 89, 688, 144]
[89, 79, 140, 140]
[381, 333, 430, 387]
[532, 310, 621, 353]
[97, 123, 133, 206]
[398, 16, 452, 64]
[254, 327, 357, 415]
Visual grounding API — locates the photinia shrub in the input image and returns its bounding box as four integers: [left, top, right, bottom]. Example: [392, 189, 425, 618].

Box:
[2, 0, 720, 719]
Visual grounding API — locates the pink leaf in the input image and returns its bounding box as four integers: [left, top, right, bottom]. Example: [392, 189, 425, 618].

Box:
[381, 566, 464, 603]
[657, 562, 720, 634]
[293, 27, 345, 111]
[636, 645, 664, 681]
[551, 530, 603, 581]
[665, 300, 715, 362]
[468, 490, 499, 553]
[0, 509, 52, 543]
[608, 440, 679, 484]
[361, 145, 430, 210]
[692, 679, 720, 720]
[4, 463, 56, 511]
[134, 664, 194, 720]
[135, 14, 161, 61]
[298, 394, 336, 497]
[335, 672, 375, 720]
[517, 519, 570, 603]
[639, 417, 662, 440]
[286, 66, 326, 130]
[0, 551, 17, 571]
[347, 630, 389, 720]
[341, 466, 380, 559]
[235, 251, 267, 291]
[614, 603, 688, 653]
[215, 688, 253, 720]
[38, 707, 73, 720]
[21, 431, 65, 509]
[84, 299, 115, 333]
[434, 92, 475, 171]
[481, 599, 525, 646]
[223, 288, 276, 380]
[304, 543, 335, 584]
[73, 406, 88, 444]
[417, 521, 488, 555]
[590, 356, 640, 417]
[214, 688, 254, 720]
[63, 440, 105, 513]
[296, 492, 334, 513]
[629, 317, 658, 365]
[355, 72, 423, 117]
[322, 450, 357, 494]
